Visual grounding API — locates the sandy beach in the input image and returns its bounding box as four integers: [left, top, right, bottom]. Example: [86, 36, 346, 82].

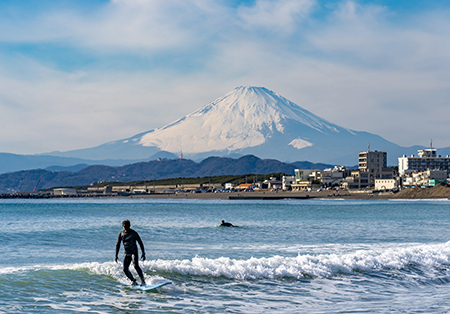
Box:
[123, 184, 450, 200]
[127, 190, 396, 200]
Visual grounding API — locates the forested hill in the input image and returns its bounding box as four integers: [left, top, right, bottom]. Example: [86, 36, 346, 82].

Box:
[0, 155, 334, 192]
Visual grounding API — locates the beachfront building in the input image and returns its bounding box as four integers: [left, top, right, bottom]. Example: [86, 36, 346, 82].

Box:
[398, 148, 450, 175]
[87, 185, 113, 194]
[288, 167, 348, 191]
[282, 175, 295, 190]
[294, 169, 317, 181]
[236, 183, 257, 191]
[358, 150, 393, 187]
[318, 166, 346, 187]
[261, 177, 282, 190]
[344, 170, 370, 190]
[375, 179, 399, 191]
[359, 150, 387, 171]
[291, 169, 320, 191]
[402, 169, 448, 187]
[53, 188, 77, 196]
[224, 183, 237, 190]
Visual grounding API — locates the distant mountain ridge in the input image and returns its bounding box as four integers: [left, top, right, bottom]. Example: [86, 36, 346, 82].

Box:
[0, 151, 177, 175]
[43, 86, 439, 165]
[0, 155, 334, 192]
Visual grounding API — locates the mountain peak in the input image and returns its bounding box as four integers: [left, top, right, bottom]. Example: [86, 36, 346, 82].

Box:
[44, 86, 403, 165]
[138, 86, 341, 155]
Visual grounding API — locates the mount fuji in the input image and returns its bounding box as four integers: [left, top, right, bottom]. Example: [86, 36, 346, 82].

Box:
[48, 86, 410, 165]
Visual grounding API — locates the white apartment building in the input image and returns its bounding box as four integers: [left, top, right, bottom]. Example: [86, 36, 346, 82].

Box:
[398, 148, 450, 175]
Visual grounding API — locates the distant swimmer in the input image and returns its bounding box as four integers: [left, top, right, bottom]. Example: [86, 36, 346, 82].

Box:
[115, 220, 146, 286]
[220, 220, 235, 227]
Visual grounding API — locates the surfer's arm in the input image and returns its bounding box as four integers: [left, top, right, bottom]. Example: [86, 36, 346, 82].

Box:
[136, 233, 146, 260]
[115, 232, 122, 262]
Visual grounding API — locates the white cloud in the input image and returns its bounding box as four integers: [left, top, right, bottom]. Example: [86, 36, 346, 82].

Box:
[1, 0, 450, 154]
[237, 0, 315, 32]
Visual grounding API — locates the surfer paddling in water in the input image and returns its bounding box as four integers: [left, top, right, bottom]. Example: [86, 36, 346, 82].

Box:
[220, 220, 235, 227]
[115, 220, 146, 286]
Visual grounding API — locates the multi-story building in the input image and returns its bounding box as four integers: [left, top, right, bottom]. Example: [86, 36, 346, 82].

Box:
[358, 150, 393, 187]
[398, 148, 450, 175]
[359, 150, 387, 172]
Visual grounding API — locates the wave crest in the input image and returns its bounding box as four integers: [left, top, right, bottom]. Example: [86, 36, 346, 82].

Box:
[3, 242, 450, 281]
[145, 242, 450, 279]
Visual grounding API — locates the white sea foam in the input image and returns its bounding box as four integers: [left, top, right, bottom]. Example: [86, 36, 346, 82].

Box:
[143, 242, 450, 279]
[3, 242, 450, 281]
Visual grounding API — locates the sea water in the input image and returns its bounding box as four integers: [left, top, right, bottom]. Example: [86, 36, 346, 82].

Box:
[1, 198, 450, 313]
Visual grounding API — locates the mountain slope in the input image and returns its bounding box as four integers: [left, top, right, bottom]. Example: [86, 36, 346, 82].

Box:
[44, 86, 423, 165]
[138, 86, 344, 154]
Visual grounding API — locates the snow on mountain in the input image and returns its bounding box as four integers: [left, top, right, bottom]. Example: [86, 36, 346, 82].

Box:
[139, 86, 343, 154]
[46, 86, 405, 165]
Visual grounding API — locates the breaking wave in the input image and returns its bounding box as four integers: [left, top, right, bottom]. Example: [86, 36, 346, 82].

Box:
[145, 242, 450, 279]
[3, 242, 450, 281]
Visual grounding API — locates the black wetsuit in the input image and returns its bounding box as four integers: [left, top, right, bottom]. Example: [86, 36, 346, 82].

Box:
[220, 222, 234, 227]
[115, 229, 146, 282]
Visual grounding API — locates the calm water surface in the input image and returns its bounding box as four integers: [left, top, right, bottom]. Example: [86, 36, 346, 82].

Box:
[1, 198, 450, 313]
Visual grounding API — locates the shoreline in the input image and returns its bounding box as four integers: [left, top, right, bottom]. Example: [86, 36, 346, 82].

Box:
[125, 184, 450, 200]
[2, 185, 449, 200]
[128, 190, 396, 200]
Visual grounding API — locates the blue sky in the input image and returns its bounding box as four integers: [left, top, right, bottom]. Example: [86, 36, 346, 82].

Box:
[1, 0, 450, 154]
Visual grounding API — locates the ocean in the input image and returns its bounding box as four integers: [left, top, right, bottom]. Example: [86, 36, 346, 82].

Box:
[2, 198, 450, 313]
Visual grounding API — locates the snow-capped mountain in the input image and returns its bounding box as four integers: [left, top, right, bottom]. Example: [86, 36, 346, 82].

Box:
[48, 86, 407, 165]
[139, 86, 343, 154]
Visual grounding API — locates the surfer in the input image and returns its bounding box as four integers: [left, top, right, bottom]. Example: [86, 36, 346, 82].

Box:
[220, 220, 235, 227]
[115, 220, 146, 286]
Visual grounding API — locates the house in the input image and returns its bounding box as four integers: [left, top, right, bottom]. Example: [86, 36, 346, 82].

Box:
[261, 177, 282, 190]
[290, 169, 321, 191]
[402, 169, 448, 187]
[224, 183, 237, 190]
[236, 183, 255, 190]
[318, 166, 346, 187]
[375, 179, 398, 191]
[282, 175, 295, 190]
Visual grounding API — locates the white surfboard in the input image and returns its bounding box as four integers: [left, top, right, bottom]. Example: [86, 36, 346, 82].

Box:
[132, 281, 172, 291]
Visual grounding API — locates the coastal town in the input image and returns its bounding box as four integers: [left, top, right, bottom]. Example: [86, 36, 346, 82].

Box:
[29, 146, 448, 200]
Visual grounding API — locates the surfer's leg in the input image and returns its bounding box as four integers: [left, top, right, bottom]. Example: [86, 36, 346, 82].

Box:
[132, 253, 145, 283]
[123, 255, 135, 282]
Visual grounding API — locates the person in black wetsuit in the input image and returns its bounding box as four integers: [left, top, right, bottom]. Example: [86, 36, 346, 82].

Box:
[115, 220, 146, 286]
[220, 220, 234, 227]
